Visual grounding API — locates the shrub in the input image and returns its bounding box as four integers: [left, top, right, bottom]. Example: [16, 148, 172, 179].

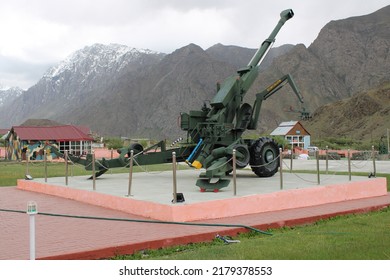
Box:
[104, 138, 123, 150]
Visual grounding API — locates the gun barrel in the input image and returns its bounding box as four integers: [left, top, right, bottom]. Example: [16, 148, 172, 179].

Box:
[247, 9, 294, 68]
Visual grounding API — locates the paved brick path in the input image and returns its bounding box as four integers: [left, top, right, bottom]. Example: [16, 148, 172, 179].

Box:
[1, 186, 389, 260]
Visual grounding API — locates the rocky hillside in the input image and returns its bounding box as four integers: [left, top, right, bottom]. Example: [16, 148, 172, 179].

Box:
[309, 5, 390, 94]
[302, 83, 390, 141]
[206, 43, 294, 69]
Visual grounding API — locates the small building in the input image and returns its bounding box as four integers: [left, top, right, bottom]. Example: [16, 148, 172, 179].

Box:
[5, 125, 93, 161]
[270, 121, 311, 149]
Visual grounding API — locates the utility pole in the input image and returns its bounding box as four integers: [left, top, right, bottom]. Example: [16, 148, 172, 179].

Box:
[387, 128, 389, 155]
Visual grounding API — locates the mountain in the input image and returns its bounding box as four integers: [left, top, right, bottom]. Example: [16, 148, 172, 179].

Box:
[302, 83, 390, 141]
[0, 44, 165, 129]
[242, 5, 390, 134]
[61, 44, 237, 137]
[137, 44, 236, 138]
[309, 5, 390, 95]
[0, 5, 389, 141]
[0, 85, 23, 107]
[206, 43, 294, 69]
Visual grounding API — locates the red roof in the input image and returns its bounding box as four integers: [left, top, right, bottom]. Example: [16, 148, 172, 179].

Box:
[11, 125, 93, 141]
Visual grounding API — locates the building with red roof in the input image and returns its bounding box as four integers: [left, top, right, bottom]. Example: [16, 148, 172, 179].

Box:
[5, 125, 93, 160]
[270, 121, 311, 149]
[0, 128, 9, 136]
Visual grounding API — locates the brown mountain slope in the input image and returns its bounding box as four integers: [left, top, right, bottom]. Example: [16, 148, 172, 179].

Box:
[302, 83, 390, 141]
[309, 5, 390, 94]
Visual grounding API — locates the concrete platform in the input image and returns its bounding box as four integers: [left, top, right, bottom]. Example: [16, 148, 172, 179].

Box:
[17, 163, 388, 222]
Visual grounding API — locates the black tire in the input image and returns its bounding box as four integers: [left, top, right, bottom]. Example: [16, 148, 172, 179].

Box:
[249, 137, 279, 177]
[233, 144, 250, 169]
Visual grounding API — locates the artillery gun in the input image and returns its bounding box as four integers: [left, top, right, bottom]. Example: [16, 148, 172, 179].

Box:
[179, 9, 300, 190]
[58, 9, 304, 191]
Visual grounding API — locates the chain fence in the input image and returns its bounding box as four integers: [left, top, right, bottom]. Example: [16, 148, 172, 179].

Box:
[1, 146, 385, 259]
[14, 145, 383, 201]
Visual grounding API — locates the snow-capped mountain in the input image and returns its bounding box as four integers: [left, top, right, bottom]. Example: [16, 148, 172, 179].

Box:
[44, 43, 160, 79]
[0, 85, 24, 107]
[0, 43, 165, 127]
[38, 43, 164, 102]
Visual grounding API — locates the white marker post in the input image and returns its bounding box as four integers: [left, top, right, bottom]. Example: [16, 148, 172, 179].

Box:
[27, 201, 38, 260]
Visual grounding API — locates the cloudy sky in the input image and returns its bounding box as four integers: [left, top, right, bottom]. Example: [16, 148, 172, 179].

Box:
[0, 0, 388, 89]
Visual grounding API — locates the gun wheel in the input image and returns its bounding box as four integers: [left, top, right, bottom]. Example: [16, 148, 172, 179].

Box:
[249, 137, 279, 177]
[233, 144, 250, 168]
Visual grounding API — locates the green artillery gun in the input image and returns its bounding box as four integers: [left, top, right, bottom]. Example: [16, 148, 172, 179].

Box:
[180, 9, 300, 190]
[58, 9, 304, 191]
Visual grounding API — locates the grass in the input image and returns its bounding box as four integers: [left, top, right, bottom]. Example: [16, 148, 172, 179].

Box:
[113, 208, 390, 260]
[0, 160, 177, 187]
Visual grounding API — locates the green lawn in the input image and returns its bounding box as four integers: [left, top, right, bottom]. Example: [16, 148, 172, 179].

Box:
[114, 208, 390, 260]
[0, 161, 175, 186]
[0, 161, 88, 186]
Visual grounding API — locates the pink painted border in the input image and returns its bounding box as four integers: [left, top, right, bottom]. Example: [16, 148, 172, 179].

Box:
[17, 178, 387, 222]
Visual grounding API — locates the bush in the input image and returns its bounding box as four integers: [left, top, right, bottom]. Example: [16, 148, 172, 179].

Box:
[311, 137, 379, 151]
[104, 138, 123, 150]
[270, 135, 290, 149]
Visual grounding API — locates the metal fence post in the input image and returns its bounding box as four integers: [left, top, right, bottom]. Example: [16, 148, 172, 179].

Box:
[127, 150, 134, 197]
[316, 150, 320, 185]
[279, 148, 283, 190]
[233, 149, 237, 196]
[172, 152, 177, 203]
[44, 149, 47, 183]
[348, 149, 352, 181]
[65, 150, 68, 186]
[25, 149, 29, 176]
[372, 146, 376, 177]
[92, 151, 96, 191]
[290, 142, 293, 172]
[325, 145, 329, 174]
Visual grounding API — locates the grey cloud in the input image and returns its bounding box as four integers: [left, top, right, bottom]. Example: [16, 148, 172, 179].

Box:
[1, 0, 389, 89]
[0, 55, 53, 89]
